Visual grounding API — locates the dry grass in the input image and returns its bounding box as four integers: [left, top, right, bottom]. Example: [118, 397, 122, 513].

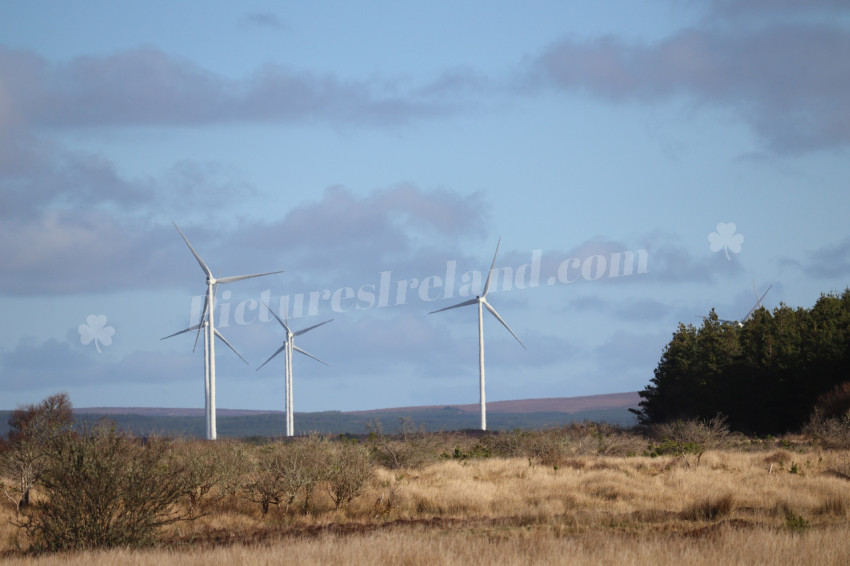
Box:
[3, 527, 850, 566]
[4, 446, 850, 564]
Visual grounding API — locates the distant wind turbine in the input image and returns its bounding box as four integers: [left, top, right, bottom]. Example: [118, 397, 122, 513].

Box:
[163, 221, 283, 440]
[257, 302, 332, 437]
[696, 279, 773, 328]
[428, 237, 526, 430]
[742, 279, 772, 323]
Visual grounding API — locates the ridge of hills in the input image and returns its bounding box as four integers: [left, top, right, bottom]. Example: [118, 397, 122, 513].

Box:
[2, 392, 640, 437]
[71, 392, 639, 418]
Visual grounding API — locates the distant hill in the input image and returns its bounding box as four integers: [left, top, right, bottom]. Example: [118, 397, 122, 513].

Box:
[348, 392, 640, 416]
[0, 392, 640, 438]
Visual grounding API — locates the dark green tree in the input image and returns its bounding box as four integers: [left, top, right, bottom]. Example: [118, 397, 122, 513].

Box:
[635, 289, 850, 434]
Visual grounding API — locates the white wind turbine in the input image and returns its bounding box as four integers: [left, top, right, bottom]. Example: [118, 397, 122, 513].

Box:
[696, 279, 773, 328]
[163, 221, 283, 440]
[742, 279, 772, 324]
[257, 302, 332, 437]
[429, 237, 526, 430]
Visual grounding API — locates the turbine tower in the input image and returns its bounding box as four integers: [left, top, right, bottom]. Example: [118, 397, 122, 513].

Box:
[163, 221, 282, 440]
[429, 237, 526, 430]
[257, 302, 332, 436]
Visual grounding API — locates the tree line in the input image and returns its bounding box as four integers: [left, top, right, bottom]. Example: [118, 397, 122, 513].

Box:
[633, 288, 850, 434]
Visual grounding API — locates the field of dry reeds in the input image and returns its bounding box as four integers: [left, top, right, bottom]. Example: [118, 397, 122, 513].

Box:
[3, 422, 850, 565]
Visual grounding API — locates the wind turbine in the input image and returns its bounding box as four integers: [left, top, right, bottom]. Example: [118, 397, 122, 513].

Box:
[742, 279, 772, 323]
[161, 314, 248, 439]
[428, 237, 526, 430]
[257, 302, 332, 436]
[696, 279, 773, 328]
[163, 221, 283, 440]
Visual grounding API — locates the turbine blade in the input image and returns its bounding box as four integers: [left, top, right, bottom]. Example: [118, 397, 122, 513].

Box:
[256, 344, 286, 371]
[294, 319, 333, 337]
[172, 221, 212, 279]
[758, 285, 772, 306]
[428, 297, 478, 315]
[293, 345, 328, 366]
[214, 329, 249, 365]
[481, 236, 502, 297]
[161, 323, 204, 340]
[742, 304, 759, 321]
[216, 270, 284, 285]
[744, 285, 773, 321]
[483, 301, 526, 350]
[262, 302, 291, 334]
[193, 289, 211, 351]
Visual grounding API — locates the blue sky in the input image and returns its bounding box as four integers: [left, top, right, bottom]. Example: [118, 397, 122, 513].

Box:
[1, 1, 848, 413]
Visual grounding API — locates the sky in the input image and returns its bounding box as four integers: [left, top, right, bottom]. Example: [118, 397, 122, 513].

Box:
[1, 1, 849, 414]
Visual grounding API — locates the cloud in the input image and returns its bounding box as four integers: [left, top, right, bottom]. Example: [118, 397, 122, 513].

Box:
[0, 46, 458, 130]
[592, 330, 669, 380]
[531, 23, 850, 152]
[230, 184, 490, 281]
[0, 130, 150, 220]
[240, 12, 285, 30]
[0, 184, 491, 296]
[802, 237, 850, 279]
[640, 231, 743, 283]
[705, 0, 850, 20]
[0, 337, 197, 391]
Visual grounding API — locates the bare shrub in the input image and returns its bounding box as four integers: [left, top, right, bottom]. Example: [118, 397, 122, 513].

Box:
[243, 435, 334, 516]
[1, 393, 74, 509]
[173, 439, 249, 513]
[812, 382, 850, 420]
[326, 440, 373, 509]
[804, 409, 850, 449]
[17, 423, 188, 552]
[242, 443, 287, 516]
[287, 434, 332, 513]
[648, 416, 732, 465]
[366, 419, 441, 470]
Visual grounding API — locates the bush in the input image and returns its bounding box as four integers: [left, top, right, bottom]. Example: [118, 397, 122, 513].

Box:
[173, 439, 248, 513]
[804, 409, 850, 449]
[243, 434, 334, 515]
[647, 416, 732, 464]
[1, 393, 74, 510]
[326, 440, 373, 509]
[366, 419, 441, 470]
[18, 423, 189, 552]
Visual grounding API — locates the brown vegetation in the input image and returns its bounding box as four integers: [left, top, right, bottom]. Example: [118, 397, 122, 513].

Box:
[3, 413, 850, 564]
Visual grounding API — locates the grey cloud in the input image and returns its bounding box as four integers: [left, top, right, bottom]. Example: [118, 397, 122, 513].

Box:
[568, 295, 669, 322]
[230, 184, 489, 279]
[240, 12, 285, 30]
[640, 232, 743, 283]
[593, 330, 668, 374]
[0, 211, 177, 295]
[532, 24, 850, 152]
[0, 184, 491, 296]
[0, 130, 150, 220]
[706, 0, 850, 20]
[0, 46, 455, 130]
[0, 338, 197, 391]
[803, 237, 850, 278]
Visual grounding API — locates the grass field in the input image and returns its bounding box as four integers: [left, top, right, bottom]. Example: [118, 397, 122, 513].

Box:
[3, 430, 850, 565]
